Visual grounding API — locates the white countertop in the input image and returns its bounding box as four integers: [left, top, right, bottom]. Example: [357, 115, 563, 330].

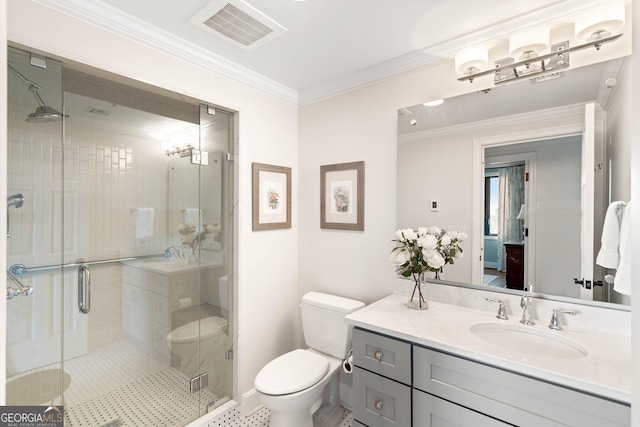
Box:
[345, 294, 631, 404]
[121, 256, 223, 275]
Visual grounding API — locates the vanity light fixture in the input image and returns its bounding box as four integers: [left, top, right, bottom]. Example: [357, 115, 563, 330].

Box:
[454, 45, 489, 82]
[509, 26, 550, 60]
[165, 145, 194, 157]
[574, 0, 625, 41]
[456, 0, 625, 85]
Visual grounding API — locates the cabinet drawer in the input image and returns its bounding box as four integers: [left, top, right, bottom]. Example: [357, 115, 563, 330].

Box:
[353, 328, 411, 385]
[353, 367, 411, 427]
[414, 390, 511, 427]
[414, 346, 630, 427]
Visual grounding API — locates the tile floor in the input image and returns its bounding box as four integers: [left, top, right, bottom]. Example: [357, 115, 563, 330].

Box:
[8, 337, 354, 426]
[7, 338, 230, 426]
[222, 407, 353, 427]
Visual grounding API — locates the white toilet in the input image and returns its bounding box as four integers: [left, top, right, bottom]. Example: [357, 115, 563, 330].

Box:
[254, 292, 365, 427]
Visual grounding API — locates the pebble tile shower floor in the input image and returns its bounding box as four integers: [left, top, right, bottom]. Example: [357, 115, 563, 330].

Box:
[7, 338, 229, 426]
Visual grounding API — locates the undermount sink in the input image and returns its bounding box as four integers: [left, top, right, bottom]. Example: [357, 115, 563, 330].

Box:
[470, 323, 588, 359]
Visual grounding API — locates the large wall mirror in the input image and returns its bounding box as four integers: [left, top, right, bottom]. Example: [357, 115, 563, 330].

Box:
[397, 55, 631, 308]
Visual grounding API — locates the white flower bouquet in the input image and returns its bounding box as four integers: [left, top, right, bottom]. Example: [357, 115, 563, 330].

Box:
[389, 226, 467, 308]
[177, 221, 221, 261]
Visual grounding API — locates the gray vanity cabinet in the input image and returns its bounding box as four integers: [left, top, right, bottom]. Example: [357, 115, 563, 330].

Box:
[352, 328, 412, 427]
[352, 327, 630, 427]
[414, 346, 630, 427]
[413, 391, 511, 426]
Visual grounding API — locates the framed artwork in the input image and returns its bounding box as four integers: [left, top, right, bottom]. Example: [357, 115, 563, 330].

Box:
[320, 161, 365, 230]
[252, 162, 292, 231]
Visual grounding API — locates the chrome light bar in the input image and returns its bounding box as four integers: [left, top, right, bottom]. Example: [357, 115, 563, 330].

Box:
[458, 34, 622, 84]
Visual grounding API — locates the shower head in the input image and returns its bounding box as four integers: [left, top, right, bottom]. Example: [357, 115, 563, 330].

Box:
[7, 193, 24, 209]
[7, 63, 65, 124]
[26, 105, 64, 124]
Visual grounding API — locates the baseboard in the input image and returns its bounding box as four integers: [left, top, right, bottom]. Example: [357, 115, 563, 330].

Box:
[339, 382, 354, 412]
[484, 262, 498, 269]
[187, 399, 239, 427]
[240, 389, 263, 417]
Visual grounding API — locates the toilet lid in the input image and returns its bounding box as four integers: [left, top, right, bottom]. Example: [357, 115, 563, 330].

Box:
[254, 349, 329, 395]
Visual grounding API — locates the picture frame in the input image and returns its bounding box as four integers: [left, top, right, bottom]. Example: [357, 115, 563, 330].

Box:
[252, 162, 292, 231]
[320, 161, 365, 230]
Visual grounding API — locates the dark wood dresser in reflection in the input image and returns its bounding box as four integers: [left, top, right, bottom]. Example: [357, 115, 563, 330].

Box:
[503, 243, 524, 290]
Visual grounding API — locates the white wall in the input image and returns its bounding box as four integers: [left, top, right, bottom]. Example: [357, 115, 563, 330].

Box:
[298, 60, 464, 313]
[6, 0, 299, 413]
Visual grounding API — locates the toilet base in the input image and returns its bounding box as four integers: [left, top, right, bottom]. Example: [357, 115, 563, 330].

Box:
[257, 351, 343, 427]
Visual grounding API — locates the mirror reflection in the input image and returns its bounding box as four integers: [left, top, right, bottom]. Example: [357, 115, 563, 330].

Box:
[397, 56, 630, 307]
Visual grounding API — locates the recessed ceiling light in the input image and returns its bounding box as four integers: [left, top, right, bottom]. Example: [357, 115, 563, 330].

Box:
[423, 99, 444, 107]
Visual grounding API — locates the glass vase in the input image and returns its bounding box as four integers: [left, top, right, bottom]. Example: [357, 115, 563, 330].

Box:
[407, 273, 428, 310]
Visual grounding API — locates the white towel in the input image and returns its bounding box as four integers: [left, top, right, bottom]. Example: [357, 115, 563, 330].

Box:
[183, 208, 203, 232]
[614, 200, 632, 296]
[596, 201, 626, 268]
[135, 207, 155, 238]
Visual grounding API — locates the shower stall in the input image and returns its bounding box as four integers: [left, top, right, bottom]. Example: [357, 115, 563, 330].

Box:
[6, 46, 236, 426]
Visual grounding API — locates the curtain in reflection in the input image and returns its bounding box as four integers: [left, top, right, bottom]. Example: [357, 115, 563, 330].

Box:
[497, 165, 525, 272]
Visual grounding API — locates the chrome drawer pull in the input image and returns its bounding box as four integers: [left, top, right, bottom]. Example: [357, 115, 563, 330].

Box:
[375, 400, 383, 410]
[374, 351, 383, 361]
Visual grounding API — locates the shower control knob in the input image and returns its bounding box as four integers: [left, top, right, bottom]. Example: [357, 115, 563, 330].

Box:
[374, 351, 383, 361]
[374, 400, 383, 410]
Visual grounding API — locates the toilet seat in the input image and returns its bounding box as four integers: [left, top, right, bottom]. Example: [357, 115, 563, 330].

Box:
[255, 349, 329, 396]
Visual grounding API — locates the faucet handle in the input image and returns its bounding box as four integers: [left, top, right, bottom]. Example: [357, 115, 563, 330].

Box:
[486, 298, 508, 320]
[548, 308, 577, 330]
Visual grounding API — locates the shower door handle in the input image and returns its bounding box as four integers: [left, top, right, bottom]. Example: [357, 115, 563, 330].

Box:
[78, 265, 91, 314]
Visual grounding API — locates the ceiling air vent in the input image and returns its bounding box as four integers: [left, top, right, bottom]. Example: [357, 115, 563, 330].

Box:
[190, 0, 286, 51]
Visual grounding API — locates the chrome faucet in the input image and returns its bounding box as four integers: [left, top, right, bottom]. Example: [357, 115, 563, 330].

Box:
[548, 309, 577, 330]
[486, 298, 508, 320]
[520, 282, 536, 325]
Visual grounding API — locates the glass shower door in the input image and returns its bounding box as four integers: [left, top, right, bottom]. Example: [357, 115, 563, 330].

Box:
[6, 47, 68, 407]
[7, 46, 235, 425]
[58, 88, 209, 426]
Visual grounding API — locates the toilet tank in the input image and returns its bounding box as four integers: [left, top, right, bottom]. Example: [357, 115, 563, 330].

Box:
[301, 292, 365, 359]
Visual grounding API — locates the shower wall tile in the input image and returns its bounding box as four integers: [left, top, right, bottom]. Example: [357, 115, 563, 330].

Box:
[8, 116, 173, 357]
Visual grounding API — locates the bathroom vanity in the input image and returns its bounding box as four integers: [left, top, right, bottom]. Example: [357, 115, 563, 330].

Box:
[120, 255, 225, 358]
[347, 295, 631, 427]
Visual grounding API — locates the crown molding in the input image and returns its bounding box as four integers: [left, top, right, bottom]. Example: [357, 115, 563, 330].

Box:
[33, 0, 299, 105]
[30, 0, 614, 107]
[297, 0, 603, 105]
[398, 103, 592, 144]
